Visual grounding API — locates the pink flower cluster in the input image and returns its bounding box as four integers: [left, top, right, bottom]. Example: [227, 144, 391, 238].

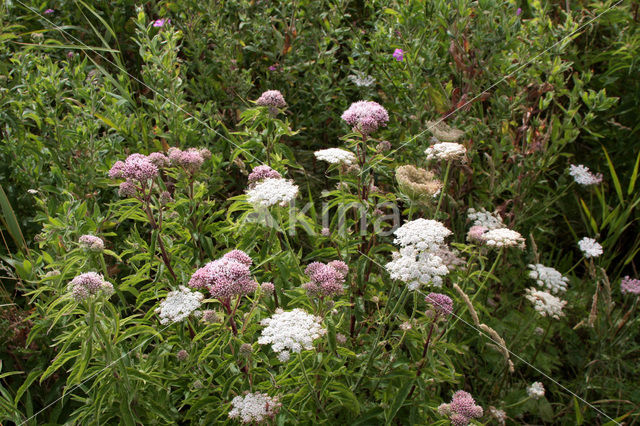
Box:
[79, 234, 105, 252]
[425, 292, 453, 317]
[109, 153, 159, 182]
[68, 272, 114, 301]
[168, 147, 210, 174]
[341, 100, 389, 135]
[438, 391, 484, 426]
[248, 165, 282, 185]
[188, 250, 258, 301]
[302, 260, 348, 297]
[256, 90, 287, 109]
[621, 276, 640, 295]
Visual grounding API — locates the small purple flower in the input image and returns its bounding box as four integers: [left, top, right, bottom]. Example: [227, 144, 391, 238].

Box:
[44, 9, 54, 14]
[67, 51, 75, 59]
[393, 48, 404, 62]
[153, 18, 171, 27]
[425, 293, 453, 317]
[516, 7, 522, 16]
[248, 165, 282, 185]
[268, 64, 278, 71]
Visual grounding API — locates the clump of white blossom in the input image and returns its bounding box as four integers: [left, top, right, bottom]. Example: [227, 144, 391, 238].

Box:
[569, 164, 603, 186]
[525, 288, 567, 319]
[427, 121, 465, 142]
[246, 178, 299, 207]
[348, 71, 375, 87]
[528, 264, 569, 293]
[467, 208, 504, 230]
[578, 237, 603, 258]
[527, 381, 545, 399]
[314, 148, 357, 165]
[481, 228, 525, 249]
[385, 219, 452, 290]
[155, 286, 204, 325]
[425, 142, 467, 162]
[228, 392, 281, 424]
[488, 406, 507, 425]
[79, 234, 105, 252]
[258, 308, 326, 362]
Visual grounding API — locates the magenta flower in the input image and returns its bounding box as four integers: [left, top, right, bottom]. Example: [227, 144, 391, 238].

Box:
[516, 7, 522, 16]
[621, 276, 640, 295]
[248, 165, 282, 185]
[393, 48, 404, 61]
[341, 100, 389, 136]
[302, 261, 348, 297]
[188, 250, 258, 301]
[153, 18, 171, 27]
[44, 9, 54, 14]
[425, 292, 453, 317]
[268, 64, 278, 71]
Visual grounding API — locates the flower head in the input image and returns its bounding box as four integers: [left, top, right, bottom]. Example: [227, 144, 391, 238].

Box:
[44, 8, 54, 14]
[246, 178, 298, 207]
[425, 292, 453, 317]
[427, 121, 465, 142]
[302, 261, 348, 297]
[314, 148, 357, 166]
[188, 251, 257, 301]
[168, 147, 207, 173]
[348, 71, 375, 87]
[527, 382, 545, 399]
[228, 392, 281, 424]
[248, 165, 282, 185]
[569, 164, 603, 186]
[79, 234, 105, 252]
[621, 276, 640, 295]
[578, 237, 603, 258]
[482, 228, 525, 249]
[258, 308, 326, 362]
[425, 142, 467, 162]
[68, 272, 113, 301]
[155, 286, 204, 324]
[393, 218, 452, 252]
[392, 48, 404, 61]
[467, 208, 504, 230]
[528, 264, 568, 293]
[525, 288, 567, 319]
[396, 165, 442, 201]
[109, 154, 158, 183]
[256, 90, 286, 115]
[153, 18, 171, 27]
[341, 100, 389, 136]
[438, 390, 483, 426]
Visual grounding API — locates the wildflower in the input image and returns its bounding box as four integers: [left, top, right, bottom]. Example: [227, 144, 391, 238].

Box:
[268, 64, 278, 71]
[153, 18, 171, 27]
[621, 276, 640, 295]
[341, 100, 389, 136]
[400, 321, 412, 331]
[118, 181, 137, 197]
[302, 261, 348, 297]
[534, 326, 544, 335]
[386, 247, 449, 290]
[488, 406, 507, 425]
[392, 48, 404, 61]
[68, 272, 114, 301]
[167, 147, 207, 173]
[525, 288, 567, 319]
[248, 165, 282, 185]
[516, 7, 522, 15]
[155, 286, 204, 325]
[176, 349, 189, 361]
[578, 237, 603, 258]
[27, 189, 38, 195]
[148, 152, 170, 167]
[438, 390, 483, 426]
[314, 148, 357, 166]
[202, 309, 220, 323]
[392, 219, 452, 252]
[109, 154, 158, 183]
[321, 227, 331, 237]
[348, 71, 376, 87]
[188, 250, 258, 301]
[434, 247, 465, 269]
[467, 208, 504, 230]
[482, 228, 525, 249]
[425, 293, 453, 317]
[67, 51, 75, 59]
[395, 165, 442, 201]
[239, 343, 253, 357]
[44, 8, 54, 14]
[160, 191, 173, 205]
[228, 392, 281, 424]
[377, 140, 392, 152]
[79, 234, 105, 252]
[258, 308, 326, 362]
[427, 121, 465, 142]
[261, 282, 275, 295]
[245, 178, 299, 207]
[43, 269, 61, 278]
[467, 225, 488, 243]
[569, 164, 603, 185]
[336, 333, 347, 344]
[256, 90, 287, 115]
[425, 142, 467, 162]
[528, 264, 568, 293]
[527, 382, 545, 399]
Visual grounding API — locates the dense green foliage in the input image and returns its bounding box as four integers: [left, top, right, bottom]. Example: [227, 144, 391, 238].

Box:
[1, 0, 639, 424]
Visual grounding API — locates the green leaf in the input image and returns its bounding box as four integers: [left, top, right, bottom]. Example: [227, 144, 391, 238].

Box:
[0, 184, 27, 251]
[573, 396, 584, 425]
[385, 381, 413, 424]
[602, 146, 624, 205]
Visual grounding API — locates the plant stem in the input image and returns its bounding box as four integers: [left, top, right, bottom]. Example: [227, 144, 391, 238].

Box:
[434, 160, 452, 218]
[530, 317, 552, 366]
[298, 352, 327, 418]
[407, 319, 437, 398]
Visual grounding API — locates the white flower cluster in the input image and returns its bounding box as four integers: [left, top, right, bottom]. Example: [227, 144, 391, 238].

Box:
[228, 392, 281, 424]
[527, 382, 545, 399]
[424, 142, 466, 161]
[246, 178, 299, 207]
[525, 288, 567, 319]
[385, 219, 452, 290]
[314, 148, 357, 165]
[155, 286, 204, 325]
[392, 219, 452, 252]
[386, 247, 449, 290]
[258, 308, 326, 362]
[482, 228, 525, 249]
[578, 237, 603, 258]
[348, 71, 375, 87]
[528, 264, 568, 293]
[488, 406, 507, 425]
[569, 164, 603, 186]
[467, 208, 504, 230]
